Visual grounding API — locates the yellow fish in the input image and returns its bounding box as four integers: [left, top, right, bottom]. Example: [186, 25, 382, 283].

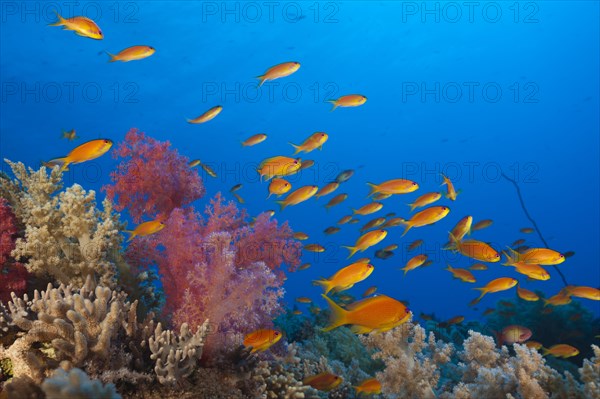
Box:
[47, 139, 113, 172]
[106, 45, 155, 62]
[384, 244, 398, 252]
[342, 229, 387, 259]
[233, 192, 244, 204]
[401, 254, 428, 275]
[276, 185, 318, 211]
[544, 293, 571, 306]
[49, 11, 103, 40]
[61, 129, 78, 140]
[201, 163, 217, 178]
[188, 159, 201, 168]
[304, 244, 325, 253]
[382, 217, 405, 228]
[293, 232, 309, 240]
[360, 217, 386, 232]
[445, 265, 476, 283]
[322, 294, 411, 333]
[289, 132, 328, 154]
[517, 285, 539, 301]
[407, 239, 424, 251]
[303, 372, 342, 392]
[471, 277, 518, 305]
[565, 286, 600, 301]
[449, 216, 473, 242]
[124, 219, 165, 242]
[242, 329, 282, 353]
[400, 206, 450, 237]
[505, 247, 565, 266]
[440, 174, 458, 201]
[353, 202, 383, 216]
[338, 215, 353, 225]
[520, 227, 535, 234]
[258, 156, 301, 181]
[448, 233, 501, 262]
[325, 193, 348, 210]
[256, 61, 301, 87]
[506, 262, 550, 281]
[324, 226, 341, 235]
[362, 286, 377, 297]
[526, 341, 543, 350]
[472, 219, 493, 231]
[315, 182, 340, 198]
[313, 262, 374, 294]
[542, 344, 579, 358]
[187, 105, 223, 124]
[266, 178, 292, 198]
[298, 263, 311, 271]
[242, 133, 267, 147]
[298, 159, 315, 170]
[296, 297, 312, 304]
[353, 378, 382, 395]
[407, 191, 441, 212]
[367, 179, 419, 197]
[469, 263, 488, 271]
[328, 94, 367, 111]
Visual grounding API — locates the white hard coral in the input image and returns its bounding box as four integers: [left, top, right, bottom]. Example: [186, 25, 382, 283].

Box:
[1, 160, 123, 288]
[42, 367, 122, 399]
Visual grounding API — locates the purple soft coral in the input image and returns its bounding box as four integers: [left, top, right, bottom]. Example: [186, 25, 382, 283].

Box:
[0, 198, 28, 302]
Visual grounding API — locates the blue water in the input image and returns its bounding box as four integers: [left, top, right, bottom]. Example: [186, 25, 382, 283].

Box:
[1, 1, 598, 323]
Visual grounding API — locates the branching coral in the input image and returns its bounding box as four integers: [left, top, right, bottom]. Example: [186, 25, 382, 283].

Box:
[41, 367, 122, 399]
[1, 160, 123, 288]
[148, 320, 210, 385]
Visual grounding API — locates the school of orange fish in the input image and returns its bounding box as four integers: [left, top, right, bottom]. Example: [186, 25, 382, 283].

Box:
[43, 12, 599, 394]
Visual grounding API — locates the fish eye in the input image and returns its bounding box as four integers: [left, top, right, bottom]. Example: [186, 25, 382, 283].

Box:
[274, 331, 280, 335]
[104, 139, 110, 143]
[412, 182, 417, 185]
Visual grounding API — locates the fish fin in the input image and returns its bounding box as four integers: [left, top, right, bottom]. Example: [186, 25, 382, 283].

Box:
[503, 248, 520, 266]
[49, 157, 70, 172]
[266, 192, 272, 199]
[366, 182, 379, 197]
[350, 325, 373, 334]
[256, 75, 266, 87]
[320, 294, 348, 332]
[445, 264, 453, 272]
[312, 279, 331, 294]
[400, 221, 412, 237]
[440, 173, 449, 186]
[48, 10, 66, 26]
[402, 267, 409, 276]
[105, 51, 118, 62]
[123, 230, 136, 243]
[407, 202, 416, 212]
[448, 232, 461, 251]
[342, 246, 358, 259]
[541, 347, 549, 356]
[327, 100, 338, 112]
[275, 200, 286, 212]
[288, 142, 302, 155]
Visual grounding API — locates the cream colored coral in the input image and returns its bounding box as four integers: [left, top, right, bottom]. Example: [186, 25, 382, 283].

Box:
[2, 160, 123, 288]
[42, 367, 122, 399]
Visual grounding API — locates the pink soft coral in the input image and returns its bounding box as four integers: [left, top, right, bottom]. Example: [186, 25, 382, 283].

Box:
[0, 198, 28, 302]
[103, 128, 205, 223]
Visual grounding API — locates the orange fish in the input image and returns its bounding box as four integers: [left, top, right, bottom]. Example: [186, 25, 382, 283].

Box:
[324, 226, 341, 235]
[297, 297, 312, 304]
[372, 193, 392, 201]
[483, 308, 495, 316]
[353, 202, 383, 216]
[440, 174, 458, 200]
[407, 192, 441, 212]
[338, 215, 353, 225]
[242, 133, 267, 147]
[448, 233, 501, 263]
[382, 217, 405, 228]
[362, 286, 377, 297]
[322, 294, 411, 333]
[360, 217, 386, 232]
[469, 263, 488, 271]
[408, 239, 424, 251]
[258, 156, 301, 181]
[520, 227, 535, 234]
[401, 254, 428, 275]
[497, 325, 532, 345]
[399, 206, 451, 237]
[256, 61, 300, 87]
[49, 11, 103, 40]
[298, 263, 311, 271]
[472, 219, 493, 231]
[565, 286, 600, 301]
[449, 216, 473, 242]
[304, 243, 325, 253]
[187, 105, 223, 124]
[242, 329, 282, 353]
[506, 262, 550, 281]
[544, 293, 572, 307]
[313, 262, 374, 294]
[293, 232, 309, 240]
[124, 219, 165, 242]
[325, 193, 348, 209]
[355, 258, 371, 264]
[343, 230, 387, 259]
[292, 310, 303, 315]
[367, 179, 419, 197]
[445, 316, 464, 326]
[328, 94, 367, 111]
[315, 182, 340, 198]
[267, 178, 292, 198]
[106, 45, 155, 62]
[299, 160, 315, 170]
[517, 285, 539, 301]
[276, 185, 318, 210]
[526, 341, 543, 350]
[542, 344, 579, 358]
[289, 132, 328, 154]
[445, 265, 476, 283]
[47, 139, 113, 172]
[353, 378, 381, 395]
[61, 129, 78, 141]
[471, 277, 518, 305]
[303, 372, 343, 391]
[504, 247, 565, 266]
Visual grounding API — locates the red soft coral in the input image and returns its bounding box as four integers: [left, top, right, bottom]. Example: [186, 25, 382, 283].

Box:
[0, 198, 28, 302]
[103, 128, 205, 223]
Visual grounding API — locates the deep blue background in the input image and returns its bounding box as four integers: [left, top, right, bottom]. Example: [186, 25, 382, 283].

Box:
[1, 1, 598, 322]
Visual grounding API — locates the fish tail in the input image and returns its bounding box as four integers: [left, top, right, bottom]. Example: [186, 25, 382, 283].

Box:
[342, 246, 358, 259]
[124, 230, 136, 242]
[502, 248, 520, 266]
[48, 10, 65, 26]
[327, 100, 338, 112]
[266, 192, 272, 199]
[541, 347, 550, 356]
[440, 173, 449, 186]
[366, 182, 380, 197]
[320, 294, 348, 332]
[288, 142, 302, 155]
[47, 157, 69, 172]
[312, 279, 332, 294]
[400, 221, 412, 237]
[448, 232, 461, 251]
[256, 75, 266, 87]
[471, 288, 486, 305]
[407, 202, 416, 212]
[105, 51, 118, 62]
[275, 200, 286, 212]
[401, 267, 409, 276]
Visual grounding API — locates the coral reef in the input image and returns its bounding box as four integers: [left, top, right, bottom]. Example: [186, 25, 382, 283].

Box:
[103, 128, 205, 223]
[42, 368, 121, 399]
[0, 197, 28, 303]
